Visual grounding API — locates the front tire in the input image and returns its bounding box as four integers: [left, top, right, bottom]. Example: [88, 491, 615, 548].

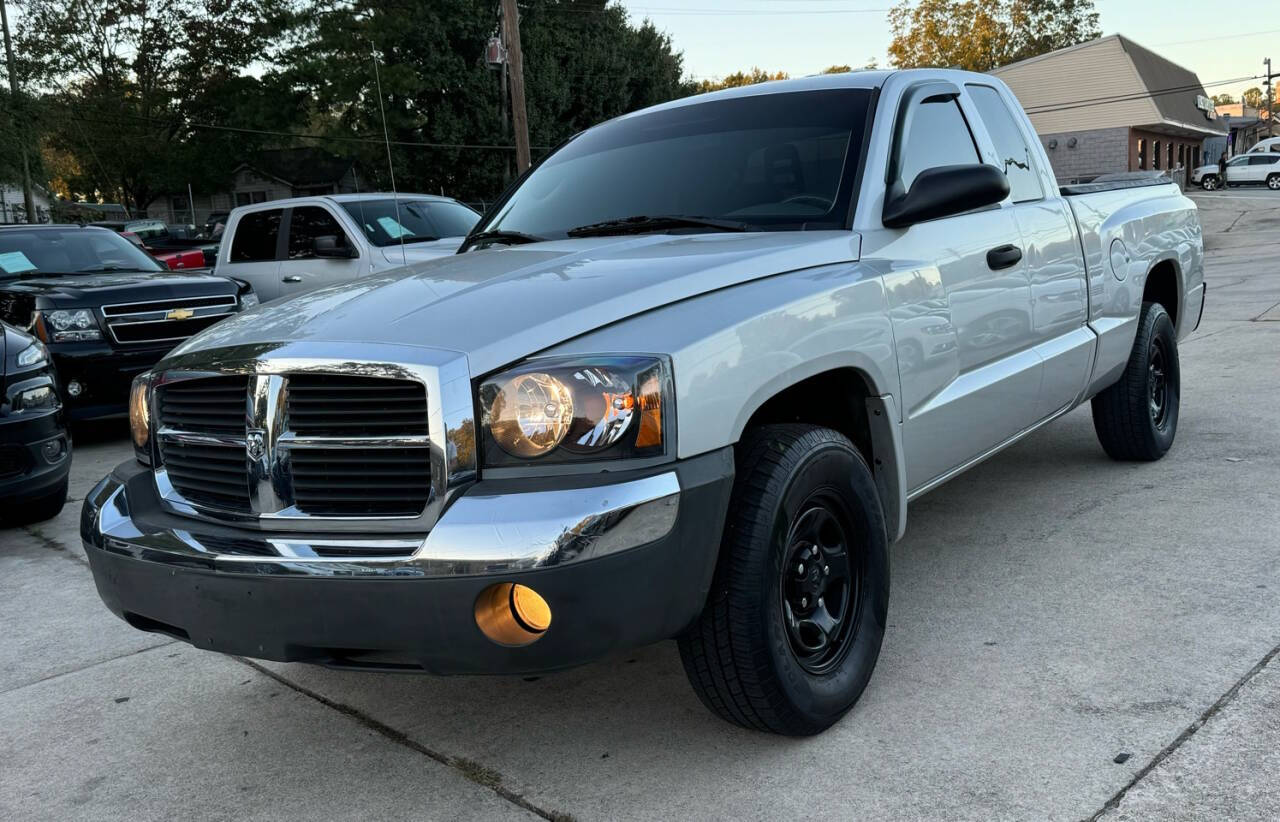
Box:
[1201, 175, 1220, 191]
[1091, 301, 1180, 461]
[678, 424, 889, 735]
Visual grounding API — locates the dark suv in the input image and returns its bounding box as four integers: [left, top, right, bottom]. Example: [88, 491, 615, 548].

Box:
[0, 225, 257, 420]
[0, 322, 70, 523]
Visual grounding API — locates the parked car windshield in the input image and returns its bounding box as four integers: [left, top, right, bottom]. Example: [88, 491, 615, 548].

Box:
[0, 228, 166, 277]
[339, 199, 480, 246]
[478, 88, 873, 239]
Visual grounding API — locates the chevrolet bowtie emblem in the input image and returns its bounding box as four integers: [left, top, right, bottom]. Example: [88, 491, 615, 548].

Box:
[166, 307, 194, 321]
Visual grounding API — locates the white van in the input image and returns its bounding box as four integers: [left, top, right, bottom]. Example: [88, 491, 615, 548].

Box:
[214, 193, 480, 301]
[1246, 136, 1280, 154]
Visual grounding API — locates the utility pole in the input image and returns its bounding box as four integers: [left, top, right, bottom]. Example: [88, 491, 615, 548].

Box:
[0, 0, 36, 223]
[1266, 58, 1275, 138]
[500, 0, 531, 173]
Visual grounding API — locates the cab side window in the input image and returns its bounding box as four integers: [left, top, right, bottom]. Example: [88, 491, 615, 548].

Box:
[229, 209, 283, 262]
[898, 98, 980, 191]
[967, 85, 1043, 202]
[287, 207, 353, 260]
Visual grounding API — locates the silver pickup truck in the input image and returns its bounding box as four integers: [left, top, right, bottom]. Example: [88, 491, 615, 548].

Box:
[83, 69, 1205, 736]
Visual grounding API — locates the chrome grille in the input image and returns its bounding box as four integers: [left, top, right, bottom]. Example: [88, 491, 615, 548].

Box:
[101, 295, 237, 345]
[154, 372, 431, 521]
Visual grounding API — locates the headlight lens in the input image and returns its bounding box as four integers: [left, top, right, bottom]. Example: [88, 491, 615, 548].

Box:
[15, 385, 58, 412]
[16, 340, 48, 368]
[43, 309, 102, 342]
[129, 373, 152, 464]
[478, 356, 671, 466]
[239, 291, 260, 309]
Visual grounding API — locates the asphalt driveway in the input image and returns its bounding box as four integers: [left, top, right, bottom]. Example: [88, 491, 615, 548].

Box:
[2, 190, 1278, 821]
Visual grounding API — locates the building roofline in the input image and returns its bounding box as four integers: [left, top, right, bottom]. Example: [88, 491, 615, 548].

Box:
[990, 34, 1121, 73]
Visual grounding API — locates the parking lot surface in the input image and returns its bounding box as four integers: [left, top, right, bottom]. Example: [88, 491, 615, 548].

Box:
[2, 190, 1278, 820]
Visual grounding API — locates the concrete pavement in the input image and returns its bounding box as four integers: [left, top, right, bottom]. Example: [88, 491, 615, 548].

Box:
[2, 189, 1278, 820]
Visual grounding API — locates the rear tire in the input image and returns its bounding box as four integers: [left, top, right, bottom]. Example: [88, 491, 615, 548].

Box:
[678, 424, 889, 736]
[1091, 301, 1180, 461]
[1268, 174, 1280, 191]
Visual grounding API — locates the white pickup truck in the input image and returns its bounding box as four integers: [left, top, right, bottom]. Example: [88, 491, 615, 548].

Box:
[84, 69, 1205, 736]
[213, 193, 480, 301]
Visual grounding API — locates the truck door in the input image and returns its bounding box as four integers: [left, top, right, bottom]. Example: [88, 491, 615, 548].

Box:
[966, 83, 1092, 418]
[223, 207, 284, 301]
[277, 205, 363, 298]
[877, 88, 1042, 492]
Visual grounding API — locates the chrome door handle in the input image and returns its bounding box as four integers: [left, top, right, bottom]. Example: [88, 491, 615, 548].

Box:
[282, 275, 303, 283]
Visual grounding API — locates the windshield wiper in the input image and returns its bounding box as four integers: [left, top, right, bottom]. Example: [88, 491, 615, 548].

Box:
[566, 215, 753, 238]
[76, 265, 151, 273]
[460, 229, 547, 253]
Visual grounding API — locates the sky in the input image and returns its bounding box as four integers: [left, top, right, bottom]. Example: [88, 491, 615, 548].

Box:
[617, 0, 1280, 101]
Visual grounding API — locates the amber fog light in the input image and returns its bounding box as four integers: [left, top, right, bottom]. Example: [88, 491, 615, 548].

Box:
[474, 583, 552, 646]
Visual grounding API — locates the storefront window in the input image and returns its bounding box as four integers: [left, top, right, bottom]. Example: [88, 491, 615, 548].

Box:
[1153, 140, 1161, 170]
[1167, 143, 1174, 169]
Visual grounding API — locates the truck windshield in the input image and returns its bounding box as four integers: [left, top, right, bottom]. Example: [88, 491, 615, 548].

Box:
[0, 228, 166, 278]
[477, 88, 872, 240]
[340, 199, 481, 247]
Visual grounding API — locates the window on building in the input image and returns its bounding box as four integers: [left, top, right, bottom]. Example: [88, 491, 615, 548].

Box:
[1153, 140, 1161, 170]
[1137, 139, 1147, 170]
[897, 98, 980, 191]
[966, 84, 1043, 202]
[1167, 143, 1174, 169]
[287, 206, 353, 259]
[1194, 147, 1201, 167]
[229, 209, 283, 262]
[234, 191, 269, 207]
[1178, 145, 1185, 166]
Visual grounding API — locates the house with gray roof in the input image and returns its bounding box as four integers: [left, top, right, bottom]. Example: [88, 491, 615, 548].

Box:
[991, 34, 1228, 185]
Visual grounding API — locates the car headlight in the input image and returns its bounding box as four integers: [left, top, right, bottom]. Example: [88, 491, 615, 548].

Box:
[478, 355, 671, 466]
[14, 384, 58, 412]
[129, 373, 153, 465]
[16, 340, 48, 368]
[43, 309, 102, 342]
[239, 291, 260, 309]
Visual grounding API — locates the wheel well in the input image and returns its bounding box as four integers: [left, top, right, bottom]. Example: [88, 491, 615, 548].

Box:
[1143, 261, 1179, 328]
[742, 369, 876, 467]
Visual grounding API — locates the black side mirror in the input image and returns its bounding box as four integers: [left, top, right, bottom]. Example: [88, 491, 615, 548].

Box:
[313, 235, 354, 258]
[882, 164, 1010, 229]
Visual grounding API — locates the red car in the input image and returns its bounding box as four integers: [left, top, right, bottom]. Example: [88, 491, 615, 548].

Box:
[119, 232, 205, 270]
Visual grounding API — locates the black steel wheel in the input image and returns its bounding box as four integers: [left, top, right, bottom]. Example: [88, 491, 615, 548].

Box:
[679, 424, 889, 736]
[1091, 301, 1180, 461]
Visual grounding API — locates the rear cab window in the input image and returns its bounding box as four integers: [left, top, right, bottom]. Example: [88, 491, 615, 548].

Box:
[229, 209, 283, 262]
[966, 85, 1043, 202]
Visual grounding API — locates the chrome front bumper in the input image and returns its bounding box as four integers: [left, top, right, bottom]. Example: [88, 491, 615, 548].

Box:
[83, 460, 681, 578]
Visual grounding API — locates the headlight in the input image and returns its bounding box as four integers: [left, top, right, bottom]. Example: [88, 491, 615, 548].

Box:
[129, 373, 152, 464]
[478, 355, 671, 466]
[43, 309, 102, 342]
[16, 340, 48, 368]
[239, 291, 260, 309]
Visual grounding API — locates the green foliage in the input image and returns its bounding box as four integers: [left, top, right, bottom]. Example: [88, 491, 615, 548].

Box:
[695, 67, 788, 93]
[1241, 87, 1264, 109]
[1211, 93, 1236, 106]
[888, 0, 1100, 72]
[10, 0, 690, 209]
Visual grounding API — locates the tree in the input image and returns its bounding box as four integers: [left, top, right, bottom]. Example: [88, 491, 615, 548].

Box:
[1242, 86, 1265, 109]
[695, 67, 789, 93]
[15, 0, 297, 211]
[1211, 93, 1236, 106]
[278, 0, 691, 204]
[888, 0, 1099, 72]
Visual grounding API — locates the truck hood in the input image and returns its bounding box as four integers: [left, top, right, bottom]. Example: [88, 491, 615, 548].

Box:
[379, 237, 465, 265]
[172, 231, 860, 374]
[3, 270, 238, 307]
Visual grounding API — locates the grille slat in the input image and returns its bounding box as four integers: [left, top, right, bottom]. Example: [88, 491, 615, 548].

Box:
[291, 445, 431, 517]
